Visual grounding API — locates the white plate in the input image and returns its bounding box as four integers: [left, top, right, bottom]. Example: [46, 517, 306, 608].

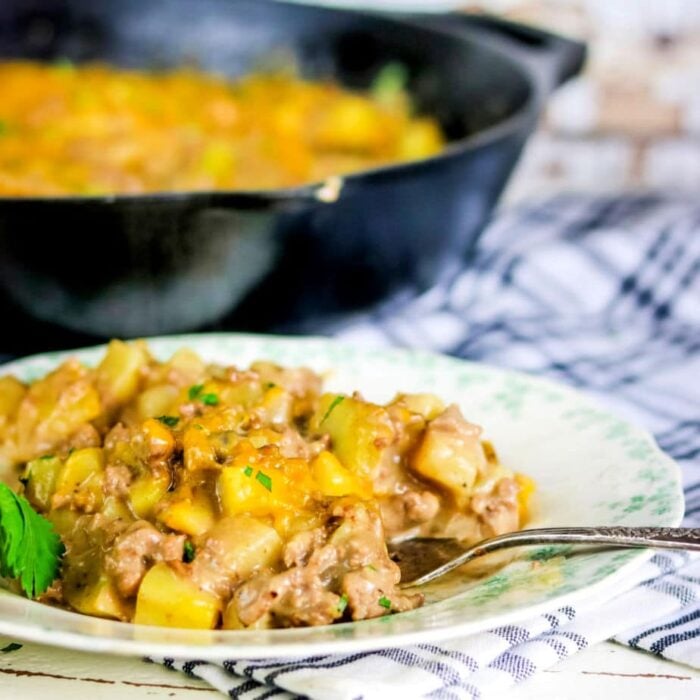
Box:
[0, 334, 684, 660]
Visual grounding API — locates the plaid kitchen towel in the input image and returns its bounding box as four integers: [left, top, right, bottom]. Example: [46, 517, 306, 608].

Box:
[161, 194, 700, 698]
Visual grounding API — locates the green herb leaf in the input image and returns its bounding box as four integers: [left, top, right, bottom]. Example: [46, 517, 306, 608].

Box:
[200, 393, 219, 406]
[243, 465, 254, 477]
[156, 415, 180, 428]
[0, 642, 22, 654]
[39, 454, 55, 461]
[371, 62, 409, 105]
[321, 395, 345, 424]
[378, 595, 391, 610]
[188, 384, 204, 400]
[265, 382, 277, 389]
[53, 58, 75, 73]
[0, 483, 64, 598]
[183, 541, 196, 563]
[337, 593, 349, 614]
[255, 471, 272, 492]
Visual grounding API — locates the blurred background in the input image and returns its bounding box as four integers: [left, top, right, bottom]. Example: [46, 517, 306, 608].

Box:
[475, 0, 700, 203]
[2, 0, 699, 352]
[299, 0, 700, 202]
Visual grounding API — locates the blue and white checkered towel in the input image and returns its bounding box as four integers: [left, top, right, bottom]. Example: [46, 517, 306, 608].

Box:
[162, 194, 700, 698]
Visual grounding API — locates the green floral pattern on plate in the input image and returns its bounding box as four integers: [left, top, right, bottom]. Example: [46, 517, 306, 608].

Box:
[0, 333, 685, 660]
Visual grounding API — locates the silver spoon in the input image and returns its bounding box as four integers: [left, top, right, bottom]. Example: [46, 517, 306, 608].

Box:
[388, 526, 700, 587]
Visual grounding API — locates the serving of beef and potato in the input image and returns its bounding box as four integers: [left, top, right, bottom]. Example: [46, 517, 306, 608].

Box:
[0, 341, 532, 630]
[0, 61, 443, 196]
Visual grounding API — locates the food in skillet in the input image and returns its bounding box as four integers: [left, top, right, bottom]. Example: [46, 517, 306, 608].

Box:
[0, 61, 444, 196]
[0, 341, 533, 629]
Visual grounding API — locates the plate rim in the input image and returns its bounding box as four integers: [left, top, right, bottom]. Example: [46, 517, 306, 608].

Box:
[0, 332, 685, 660]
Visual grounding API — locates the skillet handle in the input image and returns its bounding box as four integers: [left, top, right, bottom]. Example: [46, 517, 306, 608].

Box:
[401, 12, 586, 99]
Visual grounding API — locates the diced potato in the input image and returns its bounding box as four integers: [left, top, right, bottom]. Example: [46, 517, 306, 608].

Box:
[200, 141, 236, 180]
[136, 384, 179, 419]
[183, 425, 218, 470]
[11, 361, 102, 463]
[0, 375, 26, 426]
[218, 378, 263, 409]
[55, 447, 103, 492]
[398, 119, 444, 160]
[23, 455, 62, 510]
[250, 362, 321, 417]
[515, 473, 536, 524]
[48, 508, 80, 537]
[64, 571, 129, 621]
[258, 386, 293, 425]
[54, 447, 105, 511]
[393, 393, 445, 421]
[219, 464, 277, 517]
[222, 601, 246, 629]
[158, 496, 215, 536]
[39, 382, 101, 444]
[312, 450, 371, 498]
[141, 418, 176, 460]
[134, 563, 221, 629]
[313, 95, 388, 153]
[410, 407, 486, 508]
[96, 339, 148, 409]
[166, 348, 206, 384]
[129, 473, 171, 518]
[311, 395, 395, 481]
[200, 516, 282, 580]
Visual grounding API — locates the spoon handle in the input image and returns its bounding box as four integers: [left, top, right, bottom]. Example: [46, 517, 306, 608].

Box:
[407, 527, 700, 587]
[482, 526, 700, 551]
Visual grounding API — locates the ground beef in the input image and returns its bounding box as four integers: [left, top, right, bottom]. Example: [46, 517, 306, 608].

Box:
[231, 502, 422, 628]
[380, 490, 441, 537]
[234, 567, 341, 628]
[283, 527, 327, 568]
[105, 521, 184, 598]
[104, 423, 131, 450]
[66, 423, 101, 451]
[103, 464, 132, 497]
[471, 477, 520, 537]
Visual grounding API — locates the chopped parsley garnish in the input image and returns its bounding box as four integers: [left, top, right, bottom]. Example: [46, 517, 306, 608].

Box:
[255, 471, 272, 492]
[188, 384, 204, 400]
[39, 454, 55, 461]
[200, 393, 219, 406]
[53, 58, 75, 73]
[183, 541, 196, 563]
[0, 483, 64, 598]
[321, 395, 345, 424]
[371, 62, 409, 106]
[265, 382, 277, 389]
[337, 593, 349, 614]
[189, 384, 219, 406]
[156, 415, 180, 428]
[243, 465, 254, 477]
[378, 596, 391, 610]
[366, 564, 377, 572]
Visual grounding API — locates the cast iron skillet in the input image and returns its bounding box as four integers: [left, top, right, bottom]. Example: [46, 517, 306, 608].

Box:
[0, 0, 585, 343]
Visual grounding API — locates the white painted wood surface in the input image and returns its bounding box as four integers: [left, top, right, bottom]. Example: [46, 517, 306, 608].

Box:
[1, 636, 698, 698]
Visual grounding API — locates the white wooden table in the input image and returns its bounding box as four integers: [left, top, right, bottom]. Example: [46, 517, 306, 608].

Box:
[2, 636, 699, 699]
